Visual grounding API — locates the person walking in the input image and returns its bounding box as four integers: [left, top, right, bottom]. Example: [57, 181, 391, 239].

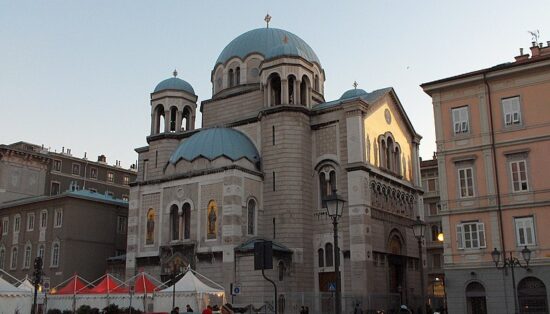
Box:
[186, 304, 194, 312]
[171, 306, 180, 314]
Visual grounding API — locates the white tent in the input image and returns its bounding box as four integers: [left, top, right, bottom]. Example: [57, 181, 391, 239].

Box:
[17, 278, 35, 292]
[0, 276, 32, 314]
[154, 270, 225, 312]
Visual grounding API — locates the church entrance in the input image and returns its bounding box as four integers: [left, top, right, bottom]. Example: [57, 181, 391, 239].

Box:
[387, 233, 406, 305]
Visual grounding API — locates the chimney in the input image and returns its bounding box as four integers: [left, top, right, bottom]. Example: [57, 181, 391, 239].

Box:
[66, 148, 71, 156]
[62, 146, 65, 153]
[531, 41, 541, 57]
[98, 155, 107, 163]
[514, 47, 529, 62]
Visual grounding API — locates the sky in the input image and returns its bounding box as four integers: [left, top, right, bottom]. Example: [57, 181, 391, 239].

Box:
[1, 0, 549, 168]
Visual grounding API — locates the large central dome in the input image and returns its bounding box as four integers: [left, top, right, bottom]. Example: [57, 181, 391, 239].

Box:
[215, 28, 321, 67]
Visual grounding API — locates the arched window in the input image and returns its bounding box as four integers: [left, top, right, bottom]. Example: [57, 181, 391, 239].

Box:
[325, 243, 334, 267]
[51, 242, 60, 267]
[155, 105, 165, 134]
[23, 244, 32, 269]
[379, 138, 386, 169]
[169, 107, 177, 132]
[228, 69, 234, 87]
[269, 73, 282, 106]
[182, 202, 191, 239]
[288, 75, 295, 104]
[170, 204, 179, 241]
[518, 277, 548, 313]
[394, 145, 401, 175]
[318, 248, 324, 267]
[278, 261, 286, 281]
[207, 200, 218, 240]
[0, 247, 5, 269]
[319, 166, 336, 208]
[247, 199, 256, 235]
[10, 247, 17, 270]
[235, 67, 240, 85]
[300, 75, 310, 106]
[182, 106, 191, 131]
[386, 137, 393, 170]
[37, 244, 45, 260]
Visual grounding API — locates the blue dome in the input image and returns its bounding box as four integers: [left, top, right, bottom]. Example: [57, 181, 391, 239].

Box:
[154, 77, 195, 94]
[215, 28, 321, 67]
[340, 88, 368, 100]
[169, 128, 260, 164]
[266, 44, 308, 60]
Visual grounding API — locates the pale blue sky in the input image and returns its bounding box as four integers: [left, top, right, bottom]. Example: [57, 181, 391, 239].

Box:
[1, 1, 549, 167]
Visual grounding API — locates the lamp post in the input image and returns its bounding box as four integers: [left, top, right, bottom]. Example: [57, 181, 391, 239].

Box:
[412, 216, 426, 314]
[491, 246, 531, 314]
[324, 189, 346, 314]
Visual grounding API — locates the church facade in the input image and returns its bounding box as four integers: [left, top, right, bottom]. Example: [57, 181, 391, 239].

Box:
[125, 23, 425, 312]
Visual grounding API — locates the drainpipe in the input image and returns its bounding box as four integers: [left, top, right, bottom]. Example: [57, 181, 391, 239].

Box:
[482, 74, 506, 255]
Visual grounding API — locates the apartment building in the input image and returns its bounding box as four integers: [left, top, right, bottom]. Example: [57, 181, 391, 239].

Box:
[420, 155, 445, 312]
[422, 42, 550, 313]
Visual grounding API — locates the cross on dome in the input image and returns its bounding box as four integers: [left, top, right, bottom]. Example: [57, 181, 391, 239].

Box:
[173, 69, 178, 77]
[264, 13, 272, 28]
[353, 81, 358, 89]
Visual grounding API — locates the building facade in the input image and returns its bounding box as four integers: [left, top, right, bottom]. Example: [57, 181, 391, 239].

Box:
[0, 142, 136, 286]
[126, 24, 425, 313]
[422, 42, 550, 314]
[0, 190, 128, 286]
[420, 155, 445, 312]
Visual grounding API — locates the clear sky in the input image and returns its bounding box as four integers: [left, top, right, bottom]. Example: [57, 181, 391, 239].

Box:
[1, 1, 549, 168]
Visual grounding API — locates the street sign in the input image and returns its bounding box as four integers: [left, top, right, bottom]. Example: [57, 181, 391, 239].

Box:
[231, 283, 241, 295]
[328, 282, 336, 292]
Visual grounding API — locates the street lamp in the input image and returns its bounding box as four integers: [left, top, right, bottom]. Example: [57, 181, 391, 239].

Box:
[412, 216, 426, 314]
[491, 246, 531, 314]
[324, 189, 346, 314]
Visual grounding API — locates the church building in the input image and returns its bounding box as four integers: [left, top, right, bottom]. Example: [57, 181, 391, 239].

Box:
[126, 19, 425, 312]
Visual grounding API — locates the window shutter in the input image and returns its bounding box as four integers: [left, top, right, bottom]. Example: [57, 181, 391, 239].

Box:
[478, 223, 486, 248]
[456, 224, 464, 249]
[525, 218, 535, 245]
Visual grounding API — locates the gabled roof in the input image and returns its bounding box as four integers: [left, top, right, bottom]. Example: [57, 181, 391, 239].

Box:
[53, 275, 90, 295]
[312, 87, 392, 111]
[134, 272, 159, 294]
[87, 274, 128, 294]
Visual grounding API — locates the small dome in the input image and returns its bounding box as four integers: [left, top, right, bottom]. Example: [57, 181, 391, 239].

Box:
[169, 128, 260, 164]
[154, 77, 195, 95]
[215, 28, 321, 67]
[340, 88, 368, 100]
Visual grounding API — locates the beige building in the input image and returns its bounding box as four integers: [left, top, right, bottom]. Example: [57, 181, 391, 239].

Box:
[0, 142, 136, 285]
[127, 23, 425, 313]
[420, 155, 445, 312]
[422, 42, 550, 313]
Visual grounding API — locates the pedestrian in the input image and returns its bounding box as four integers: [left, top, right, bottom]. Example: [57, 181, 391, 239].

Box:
[399, 305, 412, 314]
[305, 306, 309, 314]
[186, 304, 194, 312]
[171, 306, 180, 314]
[202, 305, 213, 314]
[354, 303, 364, 314]
[299, 306, 305, 314]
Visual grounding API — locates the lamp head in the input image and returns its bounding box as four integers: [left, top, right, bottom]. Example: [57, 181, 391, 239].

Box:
[491, 248, 501, 265]
[324, 189, 346, 219]
[521, 246, 531, 265]
[412, 216, 426, 239]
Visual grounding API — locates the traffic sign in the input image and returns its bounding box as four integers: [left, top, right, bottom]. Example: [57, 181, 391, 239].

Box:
[231, 283, 241, 295]
[328, 282, 336, 292]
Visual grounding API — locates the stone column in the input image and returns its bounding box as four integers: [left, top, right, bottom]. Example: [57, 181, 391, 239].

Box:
[266, 81, 271, 107]
[281, 78, 289, 105]
[164, 110, 170, 133]
[176, 110, 182, 131]
[296, 80, 302, 106]
[150, 113, 156, 135]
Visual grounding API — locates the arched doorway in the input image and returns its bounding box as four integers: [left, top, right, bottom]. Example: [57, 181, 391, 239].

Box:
[518, 277, 548, 314]
[387, 233, 405, 305]
[465, 281, 487, 314]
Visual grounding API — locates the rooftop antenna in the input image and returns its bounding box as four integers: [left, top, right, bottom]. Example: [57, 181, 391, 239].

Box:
[264, 13, 272, 28]
[528, 30, 540, 43]
[173, 69, 178, 77]
[353, 81, 358, 89]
